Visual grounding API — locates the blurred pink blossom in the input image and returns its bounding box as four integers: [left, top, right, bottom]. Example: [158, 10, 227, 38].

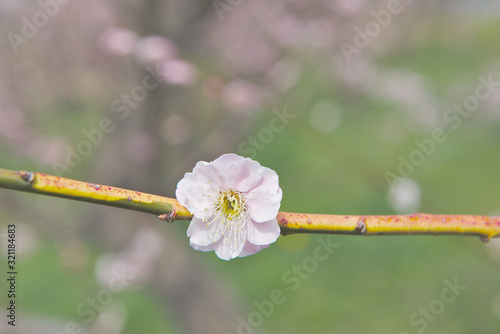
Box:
[266, 59, 301, 92]
[133, 35, 177, 65]
[99, 27, 138, 56]
[333, 0, 366, 16]
[387, 178, 421, 214]
[268, 17, 302, 47]
[220, 79, 263, 113]
[158, 59, 198, 86]
[95, 228, 165, 288]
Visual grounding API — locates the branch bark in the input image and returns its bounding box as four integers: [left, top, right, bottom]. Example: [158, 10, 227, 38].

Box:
[1, 168, 499, 241]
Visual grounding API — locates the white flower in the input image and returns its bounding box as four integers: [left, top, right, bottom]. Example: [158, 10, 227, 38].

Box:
[176, 153, 282, 260]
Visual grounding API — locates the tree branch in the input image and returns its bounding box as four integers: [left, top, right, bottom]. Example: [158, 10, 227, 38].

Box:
[0, 168, 191, 222]
[1, 168, 499, 240]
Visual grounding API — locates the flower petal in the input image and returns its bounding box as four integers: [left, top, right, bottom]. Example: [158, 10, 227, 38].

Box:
[246, 218, 281, 245]
[189, 241, 217, 252]
[176, 178, 214, 219]
[191, 161, 230, 189]
[228, 159, 263, 192]
[247, 168, 282, 222]
[238, 242, 270, 258]
[210, 153, 244, 170]
[187, 217, 223, 246]
[212, 154, 264, 192]
[214, 229, 246, 260]
[176, 162, 229, 219]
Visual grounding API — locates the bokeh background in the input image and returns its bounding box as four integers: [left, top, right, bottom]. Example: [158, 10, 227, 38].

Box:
[1, 0, 500, 333]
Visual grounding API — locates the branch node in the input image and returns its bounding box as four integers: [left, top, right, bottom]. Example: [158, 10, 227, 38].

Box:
[89, 183, 102, 190]
[158, 208, 176, 223]
[20, 171, 34, 184]
[480, 236, 490, 243]
[355, 219, 367, 234]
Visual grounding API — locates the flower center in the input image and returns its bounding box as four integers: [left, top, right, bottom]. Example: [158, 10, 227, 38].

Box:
[203, 189, 249, 244]
[216, 190, 246, 222]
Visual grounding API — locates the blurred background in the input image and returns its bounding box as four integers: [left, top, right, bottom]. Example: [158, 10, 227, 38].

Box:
[1, 0, 500, 333]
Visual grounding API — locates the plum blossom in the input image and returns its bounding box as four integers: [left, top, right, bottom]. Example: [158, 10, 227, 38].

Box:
[176, 154, 282, 260]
